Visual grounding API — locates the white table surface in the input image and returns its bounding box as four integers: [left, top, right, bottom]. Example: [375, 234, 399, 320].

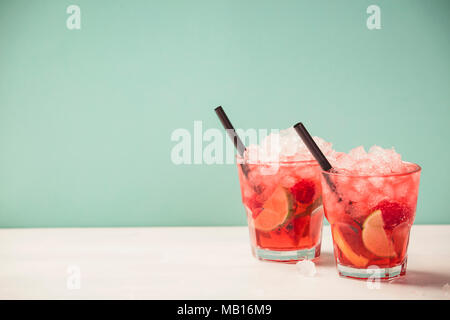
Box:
[0, 225, 449, 300]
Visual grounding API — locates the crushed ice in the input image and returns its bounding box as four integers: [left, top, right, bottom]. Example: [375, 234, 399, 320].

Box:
[244, 128, 412, 175]
[245, 127, 338, 163]
[332, 145, 411, 175]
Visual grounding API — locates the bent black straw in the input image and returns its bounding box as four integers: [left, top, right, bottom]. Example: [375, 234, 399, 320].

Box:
[215, 106, 246, 157]
[215, 106, 260, 193]
[293, 122, 339, 196]
[293, 122, 332, 172]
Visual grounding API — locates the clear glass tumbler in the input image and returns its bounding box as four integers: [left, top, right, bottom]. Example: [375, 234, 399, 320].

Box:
[237, 158, 324, 262]
[321, 163, 421, 279]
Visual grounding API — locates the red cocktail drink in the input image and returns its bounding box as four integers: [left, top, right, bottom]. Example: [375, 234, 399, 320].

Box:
[322, 147, 421, 279]
[237, 159, 324, 262]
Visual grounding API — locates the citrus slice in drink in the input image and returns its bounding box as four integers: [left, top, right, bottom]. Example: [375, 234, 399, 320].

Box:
[362, 210, 396, 258]
[254, 186, 293, 231]
[392, 222, 410, 258]
[332, 224, 369, 268]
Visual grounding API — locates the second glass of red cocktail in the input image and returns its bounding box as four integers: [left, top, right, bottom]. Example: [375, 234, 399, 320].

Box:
[237, 158, 324, 262]
[321, 162, 421, 280]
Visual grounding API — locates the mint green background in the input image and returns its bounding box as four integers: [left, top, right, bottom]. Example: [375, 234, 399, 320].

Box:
[0, 0, 449, 227]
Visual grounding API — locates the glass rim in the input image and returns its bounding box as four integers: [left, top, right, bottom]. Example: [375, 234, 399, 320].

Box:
[236, 155, 319, 166]
[321, 161, 421, 178]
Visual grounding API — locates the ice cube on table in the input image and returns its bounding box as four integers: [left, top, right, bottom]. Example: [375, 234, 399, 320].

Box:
[442, 283, 450, 296]
[296, 260, 316, 277]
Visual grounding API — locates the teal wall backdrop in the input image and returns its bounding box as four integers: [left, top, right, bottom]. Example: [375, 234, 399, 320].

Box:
[0, 0, 449, 227]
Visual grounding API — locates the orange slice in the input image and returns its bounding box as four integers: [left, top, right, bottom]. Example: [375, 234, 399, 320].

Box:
[332, 224, 369, 268]
[362, 210, 396, 258]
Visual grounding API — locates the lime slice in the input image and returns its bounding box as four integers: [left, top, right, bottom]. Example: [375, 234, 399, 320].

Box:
[254, 186, 293, 231]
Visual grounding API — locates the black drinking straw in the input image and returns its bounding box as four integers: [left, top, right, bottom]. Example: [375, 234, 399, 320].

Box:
[214, 106, 260, 193]
[294, 123, 356, 221]
[294, 123, 332, 172]
[215, 106, 246, 157]
[293, 122, 339, 197]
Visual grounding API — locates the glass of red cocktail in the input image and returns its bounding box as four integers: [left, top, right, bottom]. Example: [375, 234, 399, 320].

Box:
[237, 158, 324, 262]
[322, 159, 421, 280]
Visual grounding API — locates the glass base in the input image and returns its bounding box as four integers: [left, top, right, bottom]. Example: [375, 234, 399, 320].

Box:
[337, 260, 407, 280]
[252, 244, 320, 263]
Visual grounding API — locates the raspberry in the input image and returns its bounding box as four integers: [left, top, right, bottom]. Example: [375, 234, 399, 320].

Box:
[290, 179, 315, 204]
[373, 200, 413, 230]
